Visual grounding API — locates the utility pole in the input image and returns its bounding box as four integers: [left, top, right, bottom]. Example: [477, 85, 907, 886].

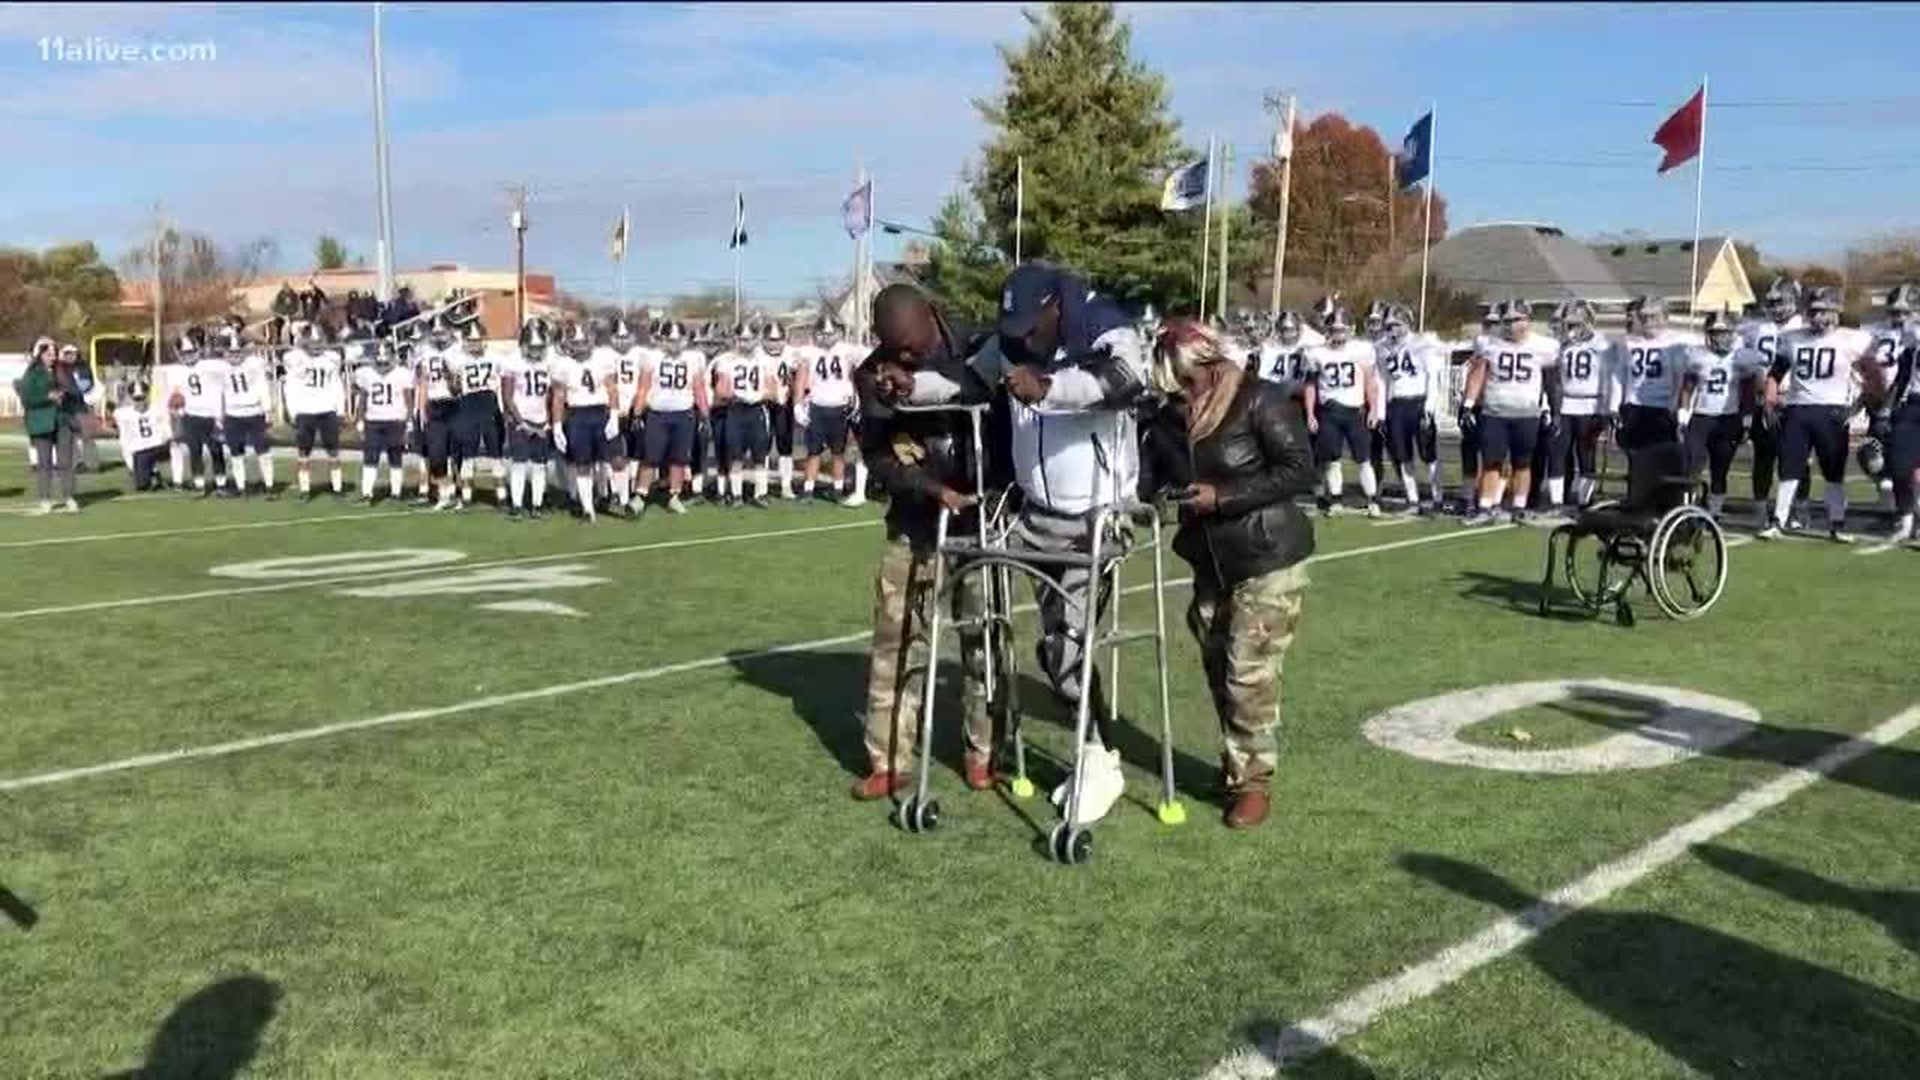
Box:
[1216, 142, 1233, 319]
[507, 184, 529, 329]
[1263, 91, 1296, 318]
[371, 0, 396, 302]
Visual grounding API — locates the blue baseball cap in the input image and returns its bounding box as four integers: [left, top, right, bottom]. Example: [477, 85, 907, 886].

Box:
[997, 263, 1063, 340]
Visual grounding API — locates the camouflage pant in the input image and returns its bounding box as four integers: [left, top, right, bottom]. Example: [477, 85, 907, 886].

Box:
[864, 538, 991, 774]
[1185, 563, 1309, 793]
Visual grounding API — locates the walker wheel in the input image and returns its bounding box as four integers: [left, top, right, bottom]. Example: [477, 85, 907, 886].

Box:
[898, 797, 941, 834]
[1048, 823, 1093, 865]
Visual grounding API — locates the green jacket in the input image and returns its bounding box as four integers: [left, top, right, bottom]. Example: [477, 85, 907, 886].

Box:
[15, 362, 81, 438]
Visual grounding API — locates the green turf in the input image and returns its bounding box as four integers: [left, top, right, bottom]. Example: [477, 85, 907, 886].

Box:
[2, 461, 1915, 1079]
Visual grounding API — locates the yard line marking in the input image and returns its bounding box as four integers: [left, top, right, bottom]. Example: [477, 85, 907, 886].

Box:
[0, 519, 880, 622]
[1724, 535, 1753, 549]
[1369, 515, 1420, 528]
[0, 509, 415, 548]
[1855, 540, 1904, 556]
[1198, 700, 1920, 1080]
[0, 525, 1510, 793]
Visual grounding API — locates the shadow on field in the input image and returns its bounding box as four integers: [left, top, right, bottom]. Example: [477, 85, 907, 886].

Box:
[1560, 705, 1920, 806]
[75, 487, 128, 508]
[1401, 854, 1920, 1078]
[1235, 1014, 1383, 1077]
[1, 884, 38, 930]
[102, 974, 280, 1080]
[1694, 844, 1919, 957]
[1452, 569, 1606, 623]
[728, 648, 880, 778]
[1006, 669, 1226, 811]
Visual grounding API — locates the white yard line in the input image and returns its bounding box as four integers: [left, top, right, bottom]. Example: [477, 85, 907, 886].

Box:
[1369, 515, 1420, 528]
[1199, 700, 1920, 1079]
[0, 526, 1507, 793]
[0, 509, 416, 548]
[0, 519, 880, 621]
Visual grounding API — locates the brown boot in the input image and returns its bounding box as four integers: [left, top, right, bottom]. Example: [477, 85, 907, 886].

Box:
[962, 752, 996, 791]
[850, 769, 910, 801]
[1224, 789, 1271, 829]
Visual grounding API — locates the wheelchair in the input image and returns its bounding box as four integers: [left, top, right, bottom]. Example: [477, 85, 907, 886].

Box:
[1538, 441, 1728, 627]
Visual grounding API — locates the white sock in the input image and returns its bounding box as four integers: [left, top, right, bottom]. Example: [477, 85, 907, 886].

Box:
[1572, 475, 1594, 506]
[228, 456, 245, 489]
[509, 462, 527, 508]
[1399, 467, 1420, 506]
[170, 444, 187, 486]
[595, 466, 610, 501]
[298, 467, 311, 494]
[331, 462, 343, 492]
[1357, 462, 1378, 499]
[575, 474, 596, 517]
[1426, 462, 1441, 502]
[1324, 462, 1343, 499]
[1896, 512, 1915, 538]
[729, 467, 745, 499]
[361, 469, 377, 498]
[778, 456, 793, 493]
[615, 465, 632, 507]
[459, 463, 475, 503]
[388, 468, 404, 498]
[1546, 476, 1565, 507]
[753, 466, 769, 499]
[259, 453, 274, 490]
[491, 462, 507, 503]
[1773, 478, 1800, 527]
[852, 460, 868, 495]
[1825, 485, 1847, 529]
[530, 465, 547, 508]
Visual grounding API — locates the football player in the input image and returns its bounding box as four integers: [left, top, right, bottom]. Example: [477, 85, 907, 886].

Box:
[761, 321, 797, 498]
[634, 319, 708, 514]
[107, 378, 171, 492]
[451, 322, 508, 509]
[283, 321, 346, 501]
[1448, 304, 1502, 514]
[219, 329, 277, 497]
[419, 322, 474, 509]
[1552, 300, 1613, 509]
[689, 321, 726, 501]
[602, 317, 646, 514]
[1300, 307, 1381, 515]
[1740, 276, 1806, 529]
[1459, 299, 1563, 524]
[713, 322, 776, 507]
[153, 332, 195, 489]
[1678, 308, 1764, 517]
[1862, 283, 1915, 510]
[502, 319, 556, 520]
[1887, 300, 1920, 544]
[174, 328, 231, 496]
[1759, 286, 1887, 542]
[550, 319, 625, 521]
[1377, 305, 1446, 513]
[792, 315, 867, 506]
[352, 339, 416, 504]
[1609, 295, 1689, 452]
[1252, 310, 1321, 390]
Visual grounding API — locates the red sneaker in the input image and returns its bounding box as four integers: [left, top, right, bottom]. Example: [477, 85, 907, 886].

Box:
[963, 752, 996, 791]
[850, 770, 910, 801]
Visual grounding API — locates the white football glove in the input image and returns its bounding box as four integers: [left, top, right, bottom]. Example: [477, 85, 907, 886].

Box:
[794, 401, 811, 428]
[553, 424, 568, 454]
[603, 414, 620, 441]
[1677, 407, 1694, 430]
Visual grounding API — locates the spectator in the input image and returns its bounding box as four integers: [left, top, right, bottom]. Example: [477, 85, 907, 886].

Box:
[1151, 319, 1316, 829]
[61, 344, 104, 472]
[15, 336, 84, 513]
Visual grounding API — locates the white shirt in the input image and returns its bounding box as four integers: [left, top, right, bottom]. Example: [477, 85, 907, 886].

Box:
[420, 347, 459, 403]
[765, 348, 797, 405]
[1476, 332, 1561, 419]
[506, 352, 554, 424]
[551, 351, 615, 409]
[180, 357, 229, 419]
[1776, 326, 1873, 408]
[1684, 345, 1762, 417]
[1556, 333, 1612, 416]
[1379, 337, 1447, 416]
[803, 342, 860, 408]
[1303, 339, 1376, 410]
[354, 364, 415, 423]
[1611, 331, 1690, 410]
[717, 350, 770, 405]
[1864, 320, 1909, 387]
[155, 362, 190, 411]
[605, 345, 646, 415]
[646, 349, 705, 413]
[1738, 314, 1803, 365]
[114, 402, 171, 453]
[456, 350, 501, 397]
[283, 348, 344, 417]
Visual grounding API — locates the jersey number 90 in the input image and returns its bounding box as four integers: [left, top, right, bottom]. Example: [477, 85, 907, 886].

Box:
[1792, 347, 1837, 381]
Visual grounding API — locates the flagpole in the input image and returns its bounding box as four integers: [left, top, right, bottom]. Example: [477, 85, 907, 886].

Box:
[733, 187, 743, 327]
[1199, 135, 1216, 321]
[1014, 155, 1025, 265]
[1416, 101, 1437, 333]
[617, 204, 629, 314]
[865, 168, 876, 345]
[1687, 76, 1708, 320]
[1269, 94, 1294, 318]
[1216, 142, 1233, 318]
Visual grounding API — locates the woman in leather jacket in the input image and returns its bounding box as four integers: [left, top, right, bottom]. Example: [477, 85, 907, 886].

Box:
[1152, 318, 1317, 829]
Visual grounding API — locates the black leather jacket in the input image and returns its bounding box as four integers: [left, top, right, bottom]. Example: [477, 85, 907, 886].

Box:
[1172, 377, 1317, 586]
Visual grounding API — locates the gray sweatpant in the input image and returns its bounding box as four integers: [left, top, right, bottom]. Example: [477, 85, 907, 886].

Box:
[31, 427, 77, 503]
[1009, 506, 1129, 741]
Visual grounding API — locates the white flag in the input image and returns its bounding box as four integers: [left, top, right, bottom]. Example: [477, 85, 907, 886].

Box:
[841, 179, 872, 239]
[1272, 120, 1293, 162]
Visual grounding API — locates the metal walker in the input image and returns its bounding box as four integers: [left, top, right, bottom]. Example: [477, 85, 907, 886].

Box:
[889, 404, 1185, 865]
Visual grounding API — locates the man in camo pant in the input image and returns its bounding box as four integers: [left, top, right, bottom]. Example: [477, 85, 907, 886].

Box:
[1186, 563, 1309, 797]
[861, 539, 991, 794]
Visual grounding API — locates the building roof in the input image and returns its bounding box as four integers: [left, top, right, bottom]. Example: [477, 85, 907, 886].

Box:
[1587, 236, 1731, 301]
[1422, 224, 1626, 305]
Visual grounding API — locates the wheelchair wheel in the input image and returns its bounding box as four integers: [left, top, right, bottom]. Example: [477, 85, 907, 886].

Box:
[1564, 531, 1630, 610]
[1648, 506, 1727, 620]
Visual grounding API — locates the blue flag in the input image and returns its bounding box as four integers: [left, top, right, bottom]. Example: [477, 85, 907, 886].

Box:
[1159, 158, 1210, 211]
[1395, 111, 1433, 190]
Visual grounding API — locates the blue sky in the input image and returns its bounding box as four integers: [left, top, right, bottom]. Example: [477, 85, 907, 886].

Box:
[3, 2, 1916, 306]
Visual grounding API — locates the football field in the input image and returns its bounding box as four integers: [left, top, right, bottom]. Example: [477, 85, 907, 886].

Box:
[3, 463, 1915, 1079]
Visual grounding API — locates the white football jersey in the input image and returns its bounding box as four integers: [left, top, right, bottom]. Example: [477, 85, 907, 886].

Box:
[1304, 339, 1376, 409]
[551, 351, 614, 409]
[355, 364, 415, 423]
[1684, 345, 1762, 417]
[155, 362, 190, 411]
[804, 343, 859, 408]
[114, 402, 171, 453]
[607, 345, 647, 415]
[221, 353, 272, 418]
[1378, 339, 1441, 403]
[1738, 314, 1803, 364]
[180, 358, 229, 419]
[1776, 326, 1872, 408]
[1556, 334, 1611, 417]
[420, 348, 460, 402]
[766, 348, 797, 405]
[456, 351, 501, 398]
[1864, 320, 1909, 387]
[717, 350, 771, 405]
[1612, 331, 1690, 410]
[1255, 341, 1313, 387]
[283, 348, 344, 417]
[1476, 332, 1561, 418]
[646, 349, 705, 413]
[506, 352, 555, 424]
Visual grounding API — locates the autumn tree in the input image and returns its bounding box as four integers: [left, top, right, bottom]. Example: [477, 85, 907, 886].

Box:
[121, 229, 277, 329]
[1245, 112, 1449, 308]
[0, 242, 127, 349]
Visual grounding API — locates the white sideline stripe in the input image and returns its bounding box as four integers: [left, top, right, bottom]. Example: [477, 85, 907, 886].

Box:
[1724, 535, 1753, 549]
[0, 519, 880, 622]
[0, 525, 1507, 793]
[1369, 516, 1420, 528]
[1855, 540, 1901, 556]
[0, 509, 415, 548]
[1199, 700, 1920, 1080]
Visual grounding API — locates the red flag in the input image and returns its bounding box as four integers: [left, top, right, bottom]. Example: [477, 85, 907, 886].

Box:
[1652, 87, 1704, 174]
